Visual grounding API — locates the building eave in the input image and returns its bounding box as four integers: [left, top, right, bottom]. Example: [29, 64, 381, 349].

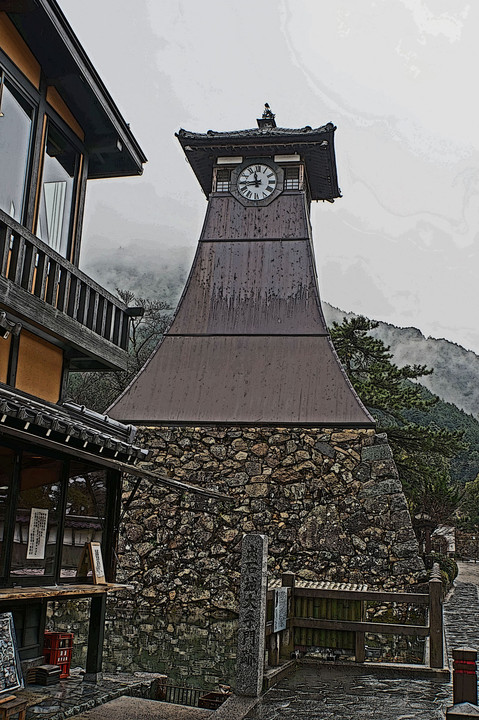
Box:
[4, 0, 147, 177]
[176, 123, 340, 201]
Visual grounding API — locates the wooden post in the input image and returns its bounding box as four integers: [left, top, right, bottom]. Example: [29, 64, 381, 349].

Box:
[452, 648, 478, 705]
[84, 593, 106, 682]
[429, 563, 444, 669]
[268, 632, 280, 667]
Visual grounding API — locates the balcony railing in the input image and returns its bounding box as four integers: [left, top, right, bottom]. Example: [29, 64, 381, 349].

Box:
[0, 209, 130, 370]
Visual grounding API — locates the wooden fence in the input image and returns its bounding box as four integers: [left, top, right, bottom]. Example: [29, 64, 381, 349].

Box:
[265, 563, 444, 669]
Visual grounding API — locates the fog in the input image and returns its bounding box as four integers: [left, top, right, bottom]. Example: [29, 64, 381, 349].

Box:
[60, 1, 479, 353]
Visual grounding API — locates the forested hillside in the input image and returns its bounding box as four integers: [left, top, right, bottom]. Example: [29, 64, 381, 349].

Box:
[76, 258, 479, 490]
[403, 387, 479, 485]
[323, 303, 479, 422]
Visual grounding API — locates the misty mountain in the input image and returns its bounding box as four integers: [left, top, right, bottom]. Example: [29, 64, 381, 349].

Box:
[323, 303, 479, 423]
[83, 246, 479, 427]
[81, 237, 193, 310]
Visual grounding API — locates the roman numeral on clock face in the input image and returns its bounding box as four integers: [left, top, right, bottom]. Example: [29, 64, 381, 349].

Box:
[235, 162, 278, 203]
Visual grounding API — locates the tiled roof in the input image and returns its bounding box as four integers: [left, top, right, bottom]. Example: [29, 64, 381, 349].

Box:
[0, 386, 149, 462]
[176, 123, 341, 201]
[177, 123, 336, 140]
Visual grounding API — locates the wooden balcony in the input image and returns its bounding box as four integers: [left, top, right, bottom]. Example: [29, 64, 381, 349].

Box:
[0, 209, 130, 371]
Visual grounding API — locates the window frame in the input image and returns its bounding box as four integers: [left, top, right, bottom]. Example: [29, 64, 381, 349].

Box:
[0, 48, 87, 266]
[0, 439, 118, 588]
[0, 58, 37, 228]
[34, 115, 83, 261]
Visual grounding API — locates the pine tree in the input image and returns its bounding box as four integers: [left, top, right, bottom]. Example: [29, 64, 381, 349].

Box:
[330, 316, 465, 526]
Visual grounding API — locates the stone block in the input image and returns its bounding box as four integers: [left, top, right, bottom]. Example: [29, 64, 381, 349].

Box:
[250, 442, 269, 457]
[245, 483, 269, 497]
[331, 430, 361, 442]
[362, 444, 393, 461]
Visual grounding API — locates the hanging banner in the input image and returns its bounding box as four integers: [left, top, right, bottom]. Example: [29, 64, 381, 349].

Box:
[26, 508, 49, 560]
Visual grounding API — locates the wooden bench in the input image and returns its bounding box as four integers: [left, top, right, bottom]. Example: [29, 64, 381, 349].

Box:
[0, 696, 28, 720]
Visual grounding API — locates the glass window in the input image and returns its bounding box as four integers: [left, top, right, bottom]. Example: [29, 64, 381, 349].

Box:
[37, 122, 79, 257]
[215, 168, 230, 192]
[0, 446, 15, 577]
[11, 453, 62, 577]
[0, 71, 34, 222]
[284, 166, 300, 190]
[60, 463, 107, 580]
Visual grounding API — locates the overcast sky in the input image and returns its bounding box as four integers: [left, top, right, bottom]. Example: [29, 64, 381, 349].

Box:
[61, 1, 479, 354]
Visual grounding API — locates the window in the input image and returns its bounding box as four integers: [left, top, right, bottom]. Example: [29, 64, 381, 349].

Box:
[11, 454, 62, 578]
[0, 70, 34, 222]
[0, 444, 112, 586]
[284, 166, 300, 190]
[60, 463, 107, 580]
[36, 122, 79, 257]
[215, 168, 230, 192]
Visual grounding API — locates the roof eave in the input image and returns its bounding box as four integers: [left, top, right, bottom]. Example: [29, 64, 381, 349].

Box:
[176, 124, 340, 200]
[6, 0, 147, 177]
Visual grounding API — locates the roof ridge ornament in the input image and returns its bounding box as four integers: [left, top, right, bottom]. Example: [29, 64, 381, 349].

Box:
[257, 102, 276, 129]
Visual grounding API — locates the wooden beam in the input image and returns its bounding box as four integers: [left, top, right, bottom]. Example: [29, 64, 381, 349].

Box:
[293, 587, 429, 604]
[292, 617, 430, 637]
[85, 594, 106, 677]
[0, 278, 127, 370]
[0, 582, 131, 601]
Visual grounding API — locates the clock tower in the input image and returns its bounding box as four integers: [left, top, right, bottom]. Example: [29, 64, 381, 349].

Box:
[109, 109, 423, 611]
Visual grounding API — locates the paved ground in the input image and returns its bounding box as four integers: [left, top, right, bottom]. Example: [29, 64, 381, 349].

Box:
[445, 562, 479, 653]
[20, 561, 479, 719]
[243, 561, 479, 720]
[73, 696, 211, 720]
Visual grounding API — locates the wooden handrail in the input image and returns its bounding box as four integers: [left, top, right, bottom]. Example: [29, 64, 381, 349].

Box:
[0, 209, 130, 352]
[265, 564, 444, 669]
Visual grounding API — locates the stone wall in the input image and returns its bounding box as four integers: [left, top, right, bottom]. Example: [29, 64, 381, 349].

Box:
[117, 426, 424, 614]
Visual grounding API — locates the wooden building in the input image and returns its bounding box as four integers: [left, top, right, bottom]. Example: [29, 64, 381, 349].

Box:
[0, 0, 224, 678]
[108, 109, 423, 611]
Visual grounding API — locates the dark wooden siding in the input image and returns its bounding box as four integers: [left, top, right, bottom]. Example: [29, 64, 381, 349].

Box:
[110, 336, 372, 425]
[169, 240, 327, 335]
[201, 194, 310, 240]
[109, 187, 373, 427]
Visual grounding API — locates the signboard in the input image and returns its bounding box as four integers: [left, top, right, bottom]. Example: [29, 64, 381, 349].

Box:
[26, 508, 49, 560]
[88, 542, 106, 584]
[273, 588, 288, 633]
[0, 613, 23, 694]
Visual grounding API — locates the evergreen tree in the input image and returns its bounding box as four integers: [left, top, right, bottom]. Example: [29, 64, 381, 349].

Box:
[330, 316, 465, 526]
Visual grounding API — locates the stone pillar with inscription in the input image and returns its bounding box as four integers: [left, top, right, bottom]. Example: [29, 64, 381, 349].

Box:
[236, 534, 268, 697]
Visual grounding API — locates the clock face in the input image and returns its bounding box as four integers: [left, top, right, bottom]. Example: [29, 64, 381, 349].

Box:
[237, 163, 277, 202]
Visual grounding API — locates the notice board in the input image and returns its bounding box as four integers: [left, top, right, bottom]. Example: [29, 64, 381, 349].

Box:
[0, 613, 23, 694]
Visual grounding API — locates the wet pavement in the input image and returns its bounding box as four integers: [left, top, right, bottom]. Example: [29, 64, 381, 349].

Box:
[243, 663, 451, 720]
[16, 562, 479, 719]
[243, 562, 479, 720]
[444, 571, 479, 652]
[23, 671, 161, 720]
